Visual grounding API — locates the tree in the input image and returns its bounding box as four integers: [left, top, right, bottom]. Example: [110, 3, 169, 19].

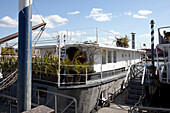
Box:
[116, 35, 129, 48]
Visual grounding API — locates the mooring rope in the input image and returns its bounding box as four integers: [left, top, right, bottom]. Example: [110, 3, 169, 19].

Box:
[0, 69, 18, 90]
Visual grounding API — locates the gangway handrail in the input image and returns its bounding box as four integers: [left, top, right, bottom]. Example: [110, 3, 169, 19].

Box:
[141, 65, 146, 84]
[159, 61, 170, 83]
[124, 64, 132, 83]
[125, 63, 144, 83]
[159, 61, 170, 67]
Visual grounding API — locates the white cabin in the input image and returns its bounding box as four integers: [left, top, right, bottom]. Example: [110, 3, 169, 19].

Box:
[34, 43, 145, 73]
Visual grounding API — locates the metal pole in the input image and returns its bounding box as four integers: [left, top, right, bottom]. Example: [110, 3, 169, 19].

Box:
[58, 35, 61, 87]
[86, 67, 87, 84]
[96, 27, 98, 43]
[18, 0, 32, 112]
[150, 20, 155, 76]
[100, 48, 102, 80]
[55, 95, 57, 113]
[38, 91, 39, 105]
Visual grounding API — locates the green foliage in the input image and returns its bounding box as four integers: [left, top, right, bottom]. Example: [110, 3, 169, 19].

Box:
[1, 47, 17, 55]
[0, 50, 95, 78]
[116, 35, 129, 48]
[0, 56, 18, 72]
[32, 52, 59, 77]
[120, 35, 129, 48]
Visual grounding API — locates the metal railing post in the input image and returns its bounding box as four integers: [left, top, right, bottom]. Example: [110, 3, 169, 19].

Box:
[58, 35, 61, 87]
[55, 95, 57, 113]
[100, 48, 102, 80]
[96, 27, 98, 43]
[38, 91, 39, 105]
[167, 65, 169, 83]
[86, 67, 87, 84]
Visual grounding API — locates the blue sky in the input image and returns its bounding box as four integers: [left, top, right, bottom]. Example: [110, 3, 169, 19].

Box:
[0, 0, 170, 48]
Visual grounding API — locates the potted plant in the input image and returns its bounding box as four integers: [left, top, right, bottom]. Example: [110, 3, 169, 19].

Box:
[61, 57, 74, 83]
[73, 60, 81, 82]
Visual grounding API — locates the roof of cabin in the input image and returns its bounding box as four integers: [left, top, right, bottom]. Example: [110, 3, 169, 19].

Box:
[34, 43, 146, 52]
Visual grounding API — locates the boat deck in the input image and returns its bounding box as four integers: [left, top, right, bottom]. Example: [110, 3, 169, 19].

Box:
[98, 103, 129, 113]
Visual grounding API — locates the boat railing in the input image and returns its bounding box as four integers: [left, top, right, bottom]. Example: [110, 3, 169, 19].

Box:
[124, 63, 142, 85]
[159, 61, 170, 83]
[125, 63, 148, 84]
[57, 65, 125, 86]
[124, 64, 132, 84]
[0, 84, 78, 113]
[0, 59, 126, 86]
[141, 65, 147, 85]
[55, 27, 145, 49]
[31, 62, 126, 86]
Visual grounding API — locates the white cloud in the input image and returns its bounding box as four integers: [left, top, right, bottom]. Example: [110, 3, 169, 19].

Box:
[74, 31, 86, 36]
[109, 30, 120, 35]
[133, 14, 147, 19]
[67, 11, 80, 15]
[32, 31, 51, 38]
[124, 11, 132, 16]
[125, 9, 152, 19]
[101, 38, 107, 41]
[0, 16, 18, 28]
[87, 37, 96, 41]
[108, 36, 117, 40]
[0, 15, 68, 29]
[58, 31, 73, 37]
[86, 8, 112, 21]
[138, 34, 150, 39]
[138, 10, 152, 15]
[32, 14, 68, 28]
[57, 23, 66, 27]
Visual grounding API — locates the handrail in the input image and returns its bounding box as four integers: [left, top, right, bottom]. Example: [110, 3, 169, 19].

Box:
[124, 64, 132, 83]
[159, 61, 170, 83]
[141, 65, 146, 84]
[125, 63, 145, 83]
[159, 61, 170, 67]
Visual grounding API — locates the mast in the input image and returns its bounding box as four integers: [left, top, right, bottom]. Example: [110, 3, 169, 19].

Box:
[18, 0, 32, 112]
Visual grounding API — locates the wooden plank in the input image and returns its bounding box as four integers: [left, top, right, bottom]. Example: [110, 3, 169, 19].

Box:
[22, 105, 54, 113]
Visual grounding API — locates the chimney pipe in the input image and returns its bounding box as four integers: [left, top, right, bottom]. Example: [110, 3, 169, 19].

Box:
[131, 32, 136, 49]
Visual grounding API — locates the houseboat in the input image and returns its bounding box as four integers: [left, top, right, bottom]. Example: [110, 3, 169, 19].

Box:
[0, 28, 146, 113]
[30, 31, 146, 113]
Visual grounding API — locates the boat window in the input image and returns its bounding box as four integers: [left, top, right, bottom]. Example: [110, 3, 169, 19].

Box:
[122, 54, 124, 58]
[102, 50, 106, 64]
[113, 51, 117, 63]
[108, 51, 112, 63]
[129, 54, 130, 58]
